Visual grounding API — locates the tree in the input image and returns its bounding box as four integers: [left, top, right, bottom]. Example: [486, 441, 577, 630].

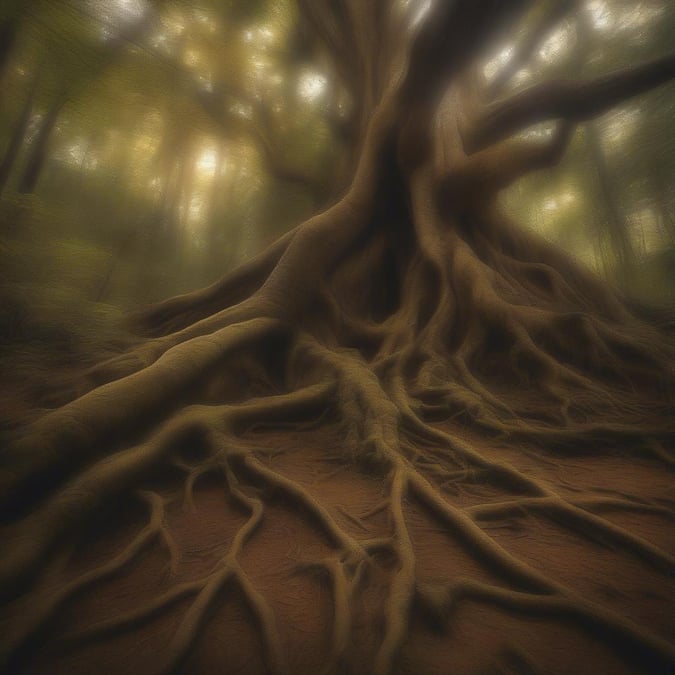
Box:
[1, 2, 674, 674]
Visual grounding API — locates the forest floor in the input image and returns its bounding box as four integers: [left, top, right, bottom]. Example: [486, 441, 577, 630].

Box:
[3, 415, 673, 675]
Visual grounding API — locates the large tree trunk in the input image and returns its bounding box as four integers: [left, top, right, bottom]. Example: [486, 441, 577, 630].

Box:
[1, 3, 674, 674]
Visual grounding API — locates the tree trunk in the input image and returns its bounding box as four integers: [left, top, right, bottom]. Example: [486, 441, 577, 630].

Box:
[575, 5, 636, 284]
[649, 157, 675, 244]
[17, 95, 65, 194]
[0, 71, 38, 196]
[0, 14, 18, 86]
[584, 120, 635, 280]
[1, 3, 674, 674]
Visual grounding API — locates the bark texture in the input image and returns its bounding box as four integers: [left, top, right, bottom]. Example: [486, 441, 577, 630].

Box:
[1, 2, 674, 674]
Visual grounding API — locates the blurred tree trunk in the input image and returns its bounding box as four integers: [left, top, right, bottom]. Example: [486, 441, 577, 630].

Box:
[205, 147, 226, 266]
[575, 7, 635, 283]
[207, 155, 244, 272]
[648, 158, 675, 244]
[177, 145, 196, 232]
[0, 71, 38, 195]
[158, 157, 181, 247]
[584, 121, 636, 280]
[11, 4, 160, 196]
[17, 95, 65, 194]
[0, 15, 18, 86]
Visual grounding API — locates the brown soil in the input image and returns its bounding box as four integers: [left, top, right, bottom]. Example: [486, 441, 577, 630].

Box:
[2, 7, 675, 674]
[4, 421, 672, 675]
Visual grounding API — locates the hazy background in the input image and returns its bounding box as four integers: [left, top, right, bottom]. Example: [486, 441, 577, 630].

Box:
[1, 0, 673, 417]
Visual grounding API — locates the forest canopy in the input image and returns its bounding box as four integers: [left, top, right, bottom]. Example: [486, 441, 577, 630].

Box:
[1, 0, 673, 319]
[0, 2, 674, 675]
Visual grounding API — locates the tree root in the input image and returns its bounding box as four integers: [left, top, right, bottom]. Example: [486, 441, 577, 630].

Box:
[2, 131, 674, 674]
[2, 324, 673, 674]
[417, 578, 675, 671]
[0, 492, 173, 671]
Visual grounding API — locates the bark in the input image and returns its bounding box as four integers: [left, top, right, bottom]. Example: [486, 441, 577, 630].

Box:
[465, 52, 675, 152]
[1, 3, 674, 674]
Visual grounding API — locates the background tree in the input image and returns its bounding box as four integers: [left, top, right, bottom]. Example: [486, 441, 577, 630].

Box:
[0, 1, 674, 674]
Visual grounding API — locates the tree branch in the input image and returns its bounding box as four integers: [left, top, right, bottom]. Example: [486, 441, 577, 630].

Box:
[488, 0, 578, 98]
[437, 120, 574, 208]
[465, 52, 675, 153]
[393, 0, 533, 172]
[401, 0, 533, 108]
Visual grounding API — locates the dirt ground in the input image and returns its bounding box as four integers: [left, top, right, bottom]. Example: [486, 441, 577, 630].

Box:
[4, 420, 672, 675]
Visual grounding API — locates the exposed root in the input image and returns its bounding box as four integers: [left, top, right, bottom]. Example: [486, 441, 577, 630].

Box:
[418, 578, 675, 672]
[0, 492, 173, 672]
[2, 317, 673, 674]
[292, 555, 365, 674]
[2, 76, 674, 675]
[0, 317, 286, 518]
[400, 411, 674, 573]
[373, 469, 415, 675]
[468, 495, 675, 520]
[130, 230, 297, 337]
